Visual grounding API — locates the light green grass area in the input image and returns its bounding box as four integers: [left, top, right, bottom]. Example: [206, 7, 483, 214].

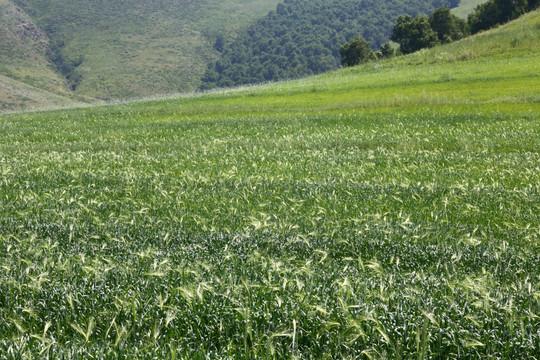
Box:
[0, 75, 81, 112]
[0, 10, 539, 359]
[452, 0, 489, 18]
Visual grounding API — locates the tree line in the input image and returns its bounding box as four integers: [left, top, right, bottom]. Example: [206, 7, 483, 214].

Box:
[201, 0, 538, 89]
[341, 0, 539, 67]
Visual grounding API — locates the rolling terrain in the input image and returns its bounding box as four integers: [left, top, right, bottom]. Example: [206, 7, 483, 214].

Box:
[0, 74, 82, 112]
[2, 0, 281, 103]
[0, 9, 539, 359]
[1, 0, 480, 111]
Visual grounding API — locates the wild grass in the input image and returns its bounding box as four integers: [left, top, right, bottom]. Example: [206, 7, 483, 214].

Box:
[0, 10, 539, 360]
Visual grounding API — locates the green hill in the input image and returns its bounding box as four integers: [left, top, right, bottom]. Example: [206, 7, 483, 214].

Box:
[0, 9, 539, 358]
[0, 74, 82, 112]
[201, 0, 460, 89]
[3, 0, 281, 102]
[0, 0, 78, 109]
[2, 0, 475, 108]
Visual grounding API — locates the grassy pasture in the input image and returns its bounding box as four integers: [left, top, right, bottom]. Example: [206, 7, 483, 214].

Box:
[0, 10, 539, 359]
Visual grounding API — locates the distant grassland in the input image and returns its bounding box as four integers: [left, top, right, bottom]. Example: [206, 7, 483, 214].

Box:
[0, 10, 539, 359]
[452, 0, 489, 18]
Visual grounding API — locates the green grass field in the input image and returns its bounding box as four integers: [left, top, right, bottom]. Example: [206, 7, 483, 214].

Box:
[0, 9, 539, 359]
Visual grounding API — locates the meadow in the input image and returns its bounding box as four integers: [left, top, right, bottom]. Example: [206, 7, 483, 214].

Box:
[0, 10, 539, 359]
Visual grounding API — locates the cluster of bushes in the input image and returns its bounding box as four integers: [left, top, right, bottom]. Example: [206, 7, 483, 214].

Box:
[341, 7, 467, 67]
[341, 0, 539, 66]
[200, 0, 460, 90]
[390, 7, 468, 55]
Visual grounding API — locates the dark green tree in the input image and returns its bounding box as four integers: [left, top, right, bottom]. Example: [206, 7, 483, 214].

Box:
[429, 7, 469, 43]
[495, 0, 529, 21]
[468, 0, 534, 34]
[379, 41, 396, 58]
[340, 36, 376, 67]
[391, 15, 439, 54]
[468, 0, 501, 32]
[214, 35, 225, 52]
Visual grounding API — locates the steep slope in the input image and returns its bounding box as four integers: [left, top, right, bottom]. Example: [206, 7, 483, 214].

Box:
[0, 0, 72, 100]
[9, 0, 281, 100]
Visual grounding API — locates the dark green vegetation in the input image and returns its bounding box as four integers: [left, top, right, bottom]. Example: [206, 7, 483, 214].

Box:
[390, 0, 538, 55]
[201, 0, 460, 89]
[429, 7, 470, 43]
[391, 14, 441, 54]
[468, 0, 540, 32]
[340, 36, 376, 67]
[0, 9, 539, 359]
[390, 8, 468, 55]
[1, 0, 281, 102]
[354, 0, 536, 64]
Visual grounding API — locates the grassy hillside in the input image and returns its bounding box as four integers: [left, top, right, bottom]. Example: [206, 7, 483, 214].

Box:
[0, 9, 539, 359]
[0, 0, 76, 109]
[0, 74, 82, 112]
[7, 0, 281, 100]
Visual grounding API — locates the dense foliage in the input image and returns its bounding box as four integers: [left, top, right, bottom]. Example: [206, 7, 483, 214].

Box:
[468, 0, 540, 32]
[391, 15, 440, 54]
[391, 8, 469, 54]
[429, 7, 470, 43]
[201, 0, 459, 89]
[340, 36, 375, 67]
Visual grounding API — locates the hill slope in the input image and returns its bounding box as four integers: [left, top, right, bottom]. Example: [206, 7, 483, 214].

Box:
[0, 10, 539, 358]
[0, 74, 82, 112]
[0, 0, 76, 109]
[5, 0, 281, 100]
[3, 0, 470, 106]
[201, 0, 460, 89]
